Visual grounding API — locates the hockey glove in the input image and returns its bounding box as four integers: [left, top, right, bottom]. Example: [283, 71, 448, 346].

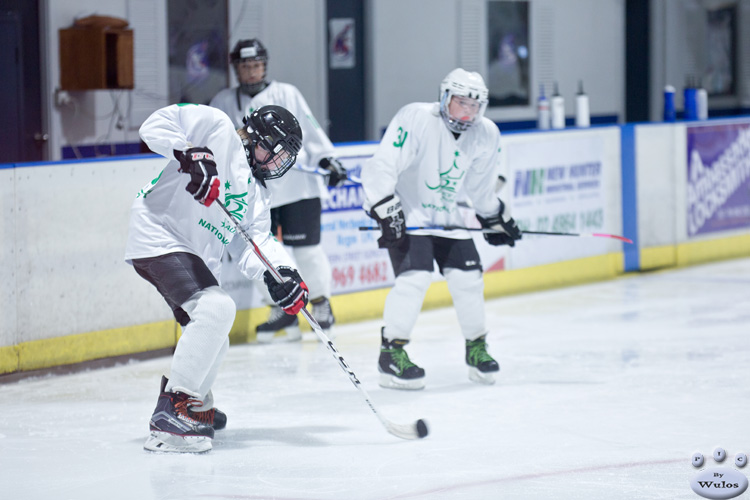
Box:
[263, 267, 309, 315]
[174, 147, 221, 207]
[370, 195, 406, 249]
[476, 199, 522, 247]
[319, 157, 348, 187]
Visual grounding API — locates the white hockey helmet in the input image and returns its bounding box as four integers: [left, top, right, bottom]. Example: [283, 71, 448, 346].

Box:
[439, 68, 489, 133]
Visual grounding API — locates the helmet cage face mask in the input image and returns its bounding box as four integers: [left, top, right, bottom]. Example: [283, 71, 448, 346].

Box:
[250, 135, 299, 181]
[439, 70, 489, 133]
[241, 107, 302, 183]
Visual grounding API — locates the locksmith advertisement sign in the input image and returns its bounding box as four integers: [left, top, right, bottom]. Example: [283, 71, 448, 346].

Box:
[686, 122, 750, 237]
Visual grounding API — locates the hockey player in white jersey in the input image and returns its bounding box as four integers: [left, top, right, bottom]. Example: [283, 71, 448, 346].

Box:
[360, 68, 522, 390]
[126, 103, 308, 452]
[210, 39, 346, 341]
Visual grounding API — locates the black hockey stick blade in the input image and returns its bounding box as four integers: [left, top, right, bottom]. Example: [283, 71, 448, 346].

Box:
[214, 198, 428, 440]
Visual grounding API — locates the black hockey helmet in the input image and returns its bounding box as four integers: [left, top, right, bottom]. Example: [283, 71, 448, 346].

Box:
[230, 39, 268, 65]
[230, 39, 269, 96]
[240, 105, 303, 185]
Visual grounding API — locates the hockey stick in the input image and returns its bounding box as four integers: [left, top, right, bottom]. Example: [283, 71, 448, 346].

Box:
[214, 199, 428, 440]
[293, 164, 362, 184]
[358, 225, 633, 244]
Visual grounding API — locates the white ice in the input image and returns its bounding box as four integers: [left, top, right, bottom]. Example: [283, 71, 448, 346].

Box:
[2, 258, 749, 500]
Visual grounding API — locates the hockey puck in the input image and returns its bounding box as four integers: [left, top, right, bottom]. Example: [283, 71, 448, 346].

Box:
[416, 419, 429, 438]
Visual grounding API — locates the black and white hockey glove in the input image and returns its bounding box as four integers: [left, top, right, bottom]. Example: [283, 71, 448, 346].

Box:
[263, 267, 309, 315]
[370, 195, 406, 249]
[174, 147, 221, 207]
[476, 199, 522, 247]
[319, 157, 348, 187]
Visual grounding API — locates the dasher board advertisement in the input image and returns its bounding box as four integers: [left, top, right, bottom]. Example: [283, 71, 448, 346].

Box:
[496, 129, 622, 270]
[687, 122, 750, 237]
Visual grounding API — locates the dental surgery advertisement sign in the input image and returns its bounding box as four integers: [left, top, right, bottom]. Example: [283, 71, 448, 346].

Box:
[687, 122, 750, 237]
[322, 153, 396, 295]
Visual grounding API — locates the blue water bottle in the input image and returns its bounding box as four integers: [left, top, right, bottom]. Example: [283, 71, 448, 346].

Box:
[663, 85, 675, 122]
[683, 76, 697, 120]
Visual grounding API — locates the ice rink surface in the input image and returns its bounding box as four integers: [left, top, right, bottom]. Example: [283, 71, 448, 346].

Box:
[2, 257, 749, 500]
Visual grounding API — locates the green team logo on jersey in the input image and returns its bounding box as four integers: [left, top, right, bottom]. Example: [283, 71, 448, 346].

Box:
[393, 127, 408, 148]
[136, 169, 164, 199]
[198, 191, 248, 244]
[425, 150, 464, 206]
[224, 191, 248, 221]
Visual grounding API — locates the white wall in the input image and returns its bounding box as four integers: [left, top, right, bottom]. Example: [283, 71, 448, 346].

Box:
[491, 0, 626, 124]
[43, 0, 326, 162]
[0, 156, 167, 345]
[650, 0, 750, 122]
[0, 168, 18, 345]
[227, 0, 328, 131]
[366, 0, 459, 137]
[45, 1, 140, 162]
[367, 0, 626, 136]
[41, 0, 628, 158]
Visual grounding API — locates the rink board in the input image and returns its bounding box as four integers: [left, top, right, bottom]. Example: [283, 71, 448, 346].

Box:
[2, 120, 750, 375]
[634, 118, 750, 269]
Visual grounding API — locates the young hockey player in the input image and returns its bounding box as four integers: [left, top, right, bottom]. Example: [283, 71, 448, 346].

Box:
[210, 39, 346, 341]
[126, 103, 308, 452]
[360, 68, 522, 390]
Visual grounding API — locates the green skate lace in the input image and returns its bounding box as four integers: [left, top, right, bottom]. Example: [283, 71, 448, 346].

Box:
[386, 347, 417, 374]
[466, 338, 495, 366]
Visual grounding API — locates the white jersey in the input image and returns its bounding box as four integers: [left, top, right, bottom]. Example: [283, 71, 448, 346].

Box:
[124, 103, 294, 282]
[361, 102, 503, 239]
[209, 81, 335, 208]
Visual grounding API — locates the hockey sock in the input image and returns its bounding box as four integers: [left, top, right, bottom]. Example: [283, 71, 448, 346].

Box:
[444, 268, 487, 339]
[167, 286, 236, 394]
[383, 270, 431, 340]
[293, 245, 331, 300]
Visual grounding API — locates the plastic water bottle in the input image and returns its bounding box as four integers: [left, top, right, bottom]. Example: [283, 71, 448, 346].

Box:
[537, 84, 550, 130]
[697, 86, 708, 120]
[551, 82, 565, 129]
[575, 80, 590, 127]
[663, 85, 676, 122]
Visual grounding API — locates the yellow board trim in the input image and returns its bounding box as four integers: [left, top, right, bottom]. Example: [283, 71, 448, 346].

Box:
[641, 233, 750, 270]
[0, 345, 19, 375]
[640, 246, 677, 270]
[1, 321, 176, 374]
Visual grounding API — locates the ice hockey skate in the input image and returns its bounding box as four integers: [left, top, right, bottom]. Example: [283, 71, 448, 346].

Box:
[466, 335, 500, 385]
[378, 330, 425, 390]
[256, 305, 301, 343]
[311, 297, 335, 336]
[144, 377, 215, 453]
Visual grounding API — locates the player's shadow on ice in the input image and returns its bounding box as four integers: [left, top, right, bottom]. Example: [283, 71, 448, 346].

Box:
[213, 425, 353, 448]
